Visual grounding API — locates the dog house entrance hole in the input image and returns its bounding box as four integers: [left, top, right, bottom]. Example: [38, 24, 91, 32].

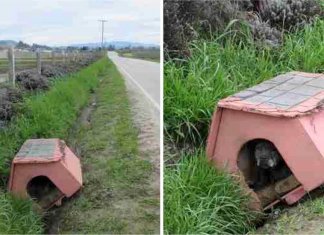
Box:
[27, 176, 63, 208]
[237, 139, 292, 192]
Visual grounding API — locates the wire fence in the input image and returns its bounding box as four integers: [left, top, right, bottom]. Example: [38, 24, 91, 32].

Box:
[0, 47, 95, 85]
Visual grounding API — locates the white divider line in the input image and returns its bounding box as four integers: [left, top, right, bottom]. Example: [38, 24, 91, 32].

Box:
[114, 60, 160, 112]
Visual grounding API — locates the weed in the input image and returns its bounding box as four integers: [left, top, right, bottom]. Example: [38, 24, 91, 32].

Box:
[0, 192, 43, 234]
[164, 151, 258, 234]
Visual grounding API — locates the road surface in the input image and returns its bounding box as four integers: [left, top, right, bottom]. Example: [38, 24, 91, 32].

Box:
[108, 52, 160, 111]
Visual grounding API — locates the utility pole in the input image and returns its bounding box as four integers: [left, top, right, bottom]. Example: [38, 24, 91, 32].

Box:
[98, 20, 107, 50]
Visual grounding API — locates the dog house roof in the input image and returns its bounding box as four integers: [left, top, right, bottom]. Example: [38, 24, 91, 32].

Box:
[14, 139, 64, 163]
[218, 71, 324, 117]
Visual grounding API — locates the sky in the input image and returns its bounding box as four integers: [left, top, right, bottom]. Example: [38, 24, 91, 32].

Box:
[0, 0, 160, 46]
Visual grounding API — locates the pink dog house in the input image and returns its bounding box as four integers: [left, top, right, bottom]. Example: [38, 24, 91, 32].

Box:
[206, 71, 324, 210]
[9, 139, 82, 209]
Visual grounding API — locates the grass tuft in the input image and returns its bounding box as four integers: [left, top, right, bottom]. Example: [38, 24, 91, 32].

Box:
[164, 152, 258, 234]
[0, 192, 43, 234]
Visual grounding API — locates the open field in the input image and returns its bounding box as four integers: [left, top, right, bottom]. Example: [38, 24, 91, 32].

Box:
[0, 60, 37, 73]
[164, 18, 324, 234]
[0, 50, 92, 80]
[118, 48, 160, 63]
[0, 60, 67, 73]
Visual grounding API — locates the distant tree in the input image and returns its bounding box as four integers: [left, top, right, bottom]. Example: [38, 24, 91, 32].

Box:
[15, 41, 31, 50]
[31, 43, 52, 52]
[66, 46, 78, 52]
[80, 46, 89, 51]
[107, 45, 116, 51]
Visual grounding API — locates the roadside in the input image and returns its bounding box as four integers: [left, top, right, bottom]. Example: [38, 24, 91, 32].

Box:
[122, 54, 160, 231]
[108, 51, 160, 110]
[110, 50, 160, 232]
[109, 52, 160, 222]
[45, 58, 159, 234]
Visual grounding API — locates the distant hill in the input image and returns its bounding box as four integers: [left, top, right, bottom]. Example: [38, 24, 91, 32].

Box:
[0, 40, 159, 50]
[71, 41, 159, 49]
[0, 40, 17, 47]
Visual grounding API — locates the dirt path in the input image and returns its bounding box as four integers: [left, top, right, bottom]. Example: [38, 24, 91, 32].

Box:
[123, 69, 160, 216]
[44, 59, 159, 234]
[111, 51, 160, 226]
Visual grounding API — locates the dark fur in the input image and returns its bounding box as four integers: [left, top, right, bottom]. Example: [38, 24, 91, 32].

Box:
[252, 141, 291, 190]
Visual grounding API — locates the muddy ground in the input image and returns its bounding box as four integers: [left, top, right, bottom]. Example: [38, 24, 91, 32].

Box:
[254, 187, 324, 234]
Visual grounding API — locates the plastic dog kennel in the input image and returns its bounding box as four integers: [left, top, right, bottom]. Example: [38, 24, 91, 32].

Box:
[9, 138, 82, 209]
[207, 71, 324, 210]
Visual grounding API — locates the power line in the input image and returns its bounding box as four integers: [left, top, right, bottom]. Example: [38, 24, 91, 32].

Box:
[98, 20, 107, 50]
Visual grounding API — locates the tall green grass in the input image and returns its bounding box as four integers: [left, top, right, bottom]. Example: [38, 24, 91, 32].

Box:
[0, 192, 44, 234]
[164, 152, 257, 234]
[164, 19, 324, 147]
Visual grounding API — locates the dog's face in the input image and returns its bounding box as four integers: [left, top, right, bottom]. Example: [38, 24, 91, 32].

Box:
[255, 141, 280, 169]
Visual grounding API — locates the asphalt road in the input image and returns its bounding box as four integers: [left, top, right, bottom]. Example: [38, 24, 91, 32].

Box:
[108, 52, 160, 111]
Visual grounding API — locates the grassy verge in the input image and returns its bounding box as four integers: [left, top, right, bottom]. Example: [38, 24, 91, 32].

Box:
[164, 19, 324, 147]
[0, 58, 105, 234]
[164, 151, 257, 234]
[48, 58, 158, 233]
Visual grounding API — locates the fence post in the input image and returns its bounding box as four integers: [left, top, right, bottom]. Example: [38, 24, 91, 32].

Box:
[8, 47, 15, 86]
[66, 52, 69, 62]
[51, 51, 55, 65]
[36, 50, 41, 75]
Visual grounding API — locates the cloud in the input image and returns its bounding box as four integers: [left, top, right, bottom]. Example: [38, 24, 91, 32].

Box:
[0, 0, 160, 46]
